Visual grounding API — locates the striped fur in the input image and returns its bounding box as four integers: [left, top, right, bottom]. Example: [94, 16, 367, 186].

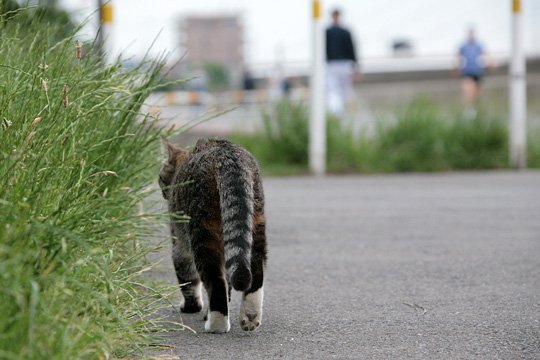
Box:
[159, 138, 267, 332]
[216, 159, 254, 291]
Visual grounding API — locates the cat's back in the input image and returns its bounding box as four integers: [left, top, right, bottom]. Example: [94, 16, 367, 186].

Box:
[172, 139, 258, 209]
[184, 139, 257, 175]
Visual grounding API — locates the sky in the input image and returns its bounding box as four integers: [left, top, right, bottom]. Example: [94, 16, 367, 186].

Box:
[59, 0, 540, 68]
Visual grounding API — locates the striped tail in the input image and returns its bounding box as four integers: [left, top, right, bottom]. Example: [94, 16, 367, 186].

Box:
[216, 162, 253, 291]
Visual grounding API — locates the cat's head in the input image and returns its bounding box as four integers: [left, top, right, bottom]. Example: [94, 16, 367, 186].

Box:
[159, 138, 189, 200]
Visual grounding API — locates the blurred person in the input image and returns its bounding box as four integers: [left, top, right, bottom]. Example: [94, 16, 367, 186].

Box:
[269, 64, 288, 102]
[454, 28, 492, 116]
[242, 70, 256, 91]
[281, 77, 292, 100]
[326, 8, 361, 118]
[241, 70, 256, 103]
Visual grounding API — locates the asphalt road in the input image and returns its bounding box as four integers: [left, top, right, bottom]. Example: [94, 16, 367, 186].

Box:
[148, 171, 540, 360]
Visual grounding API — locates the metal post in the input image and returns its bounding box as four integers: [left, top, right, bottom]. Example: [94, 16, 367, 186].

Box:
[510, 0, 527, 169]
[96, 0, 104, 56]
[309, 0, 326, 175]
[97, 0, 114, 63]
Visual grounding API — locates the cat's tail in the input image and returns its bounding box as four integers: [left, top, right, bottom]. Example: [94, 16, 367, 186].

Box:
[216, 161, 253, 292]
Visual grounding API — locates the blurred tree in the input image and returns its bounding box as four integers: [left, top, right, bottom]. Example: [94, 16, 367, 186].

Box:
[1, 0, 74, 38]
[0, 0, 20, 20]
[204, 62, 230, 92]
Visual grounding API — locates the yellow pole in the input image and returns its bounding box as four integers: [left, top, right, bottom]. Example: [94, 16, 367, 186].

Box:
[98, 1, 114, 63]
[101, 3, 113, 24]
[313, 0, 321, 19]
[512, 0, 521, 13]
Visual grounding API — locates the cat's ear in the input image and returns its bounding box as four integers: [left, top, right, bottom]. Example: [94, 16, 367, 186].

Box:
[161, 137, 185, 163]
[195, 138, 209, 148]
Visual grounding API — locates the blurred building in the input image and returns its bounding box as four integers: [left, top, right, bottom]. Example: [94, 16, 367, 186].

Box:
[178, 15, 244, 89]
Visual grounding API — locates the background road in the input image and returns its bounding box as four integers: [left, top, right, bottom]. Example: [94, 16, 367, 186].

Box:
[149, 73, 540, 138]
[148, 171, 540, 359]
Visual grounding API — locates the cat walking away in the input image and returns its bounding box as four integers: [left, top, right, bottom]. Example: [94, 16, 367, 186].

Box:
[159, 138, 267, 333]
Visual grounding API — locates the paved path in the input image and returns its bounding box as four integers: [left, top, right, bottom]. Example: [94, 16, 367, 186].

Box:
[149, 172, 540, 359]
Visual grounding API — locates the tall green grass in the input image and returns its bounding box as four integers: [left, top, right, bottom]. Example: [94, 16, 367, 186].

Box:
[528, 124, 540, 168]
[1, 8, 170, 359]
[232, 101, 309, 174]
[372, 99, 508, 172]
[232, 99, 535, 174]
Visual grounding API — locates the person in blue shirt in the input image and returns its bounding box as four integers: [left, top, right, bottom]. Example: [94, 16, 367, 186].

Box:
[455, 29, 492, 112]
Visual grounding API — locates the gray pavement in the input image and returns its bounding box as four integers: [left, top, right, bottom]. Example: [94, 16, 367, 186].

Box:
[148, 171, 540, 360]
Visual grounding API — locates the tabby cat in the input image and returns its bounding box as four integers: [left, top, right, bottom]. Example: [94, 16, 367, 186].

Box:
[159, 138, 267, 333]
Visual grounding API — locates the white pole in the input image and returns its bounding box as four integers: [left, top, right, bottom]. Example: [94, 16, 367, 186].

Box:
[510, 0, 527, 169]
[309, 0, 326, 175]
[100, 1, 114, 63]
[96, 0, 104, 56]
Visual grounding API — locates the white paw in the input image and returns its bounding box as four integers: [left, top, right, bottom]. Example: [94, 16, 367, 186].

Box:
[240, 287, 264, 331]
[204, 311, 230, 333]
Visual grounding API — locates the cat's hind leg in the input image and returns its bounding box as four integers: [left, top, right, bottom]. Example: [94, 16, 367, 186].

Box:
[240, 212, 267, 331]
[192, 226, 230, 333]
[172, 234, 203, 313]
